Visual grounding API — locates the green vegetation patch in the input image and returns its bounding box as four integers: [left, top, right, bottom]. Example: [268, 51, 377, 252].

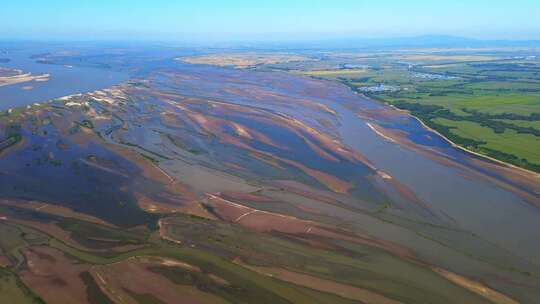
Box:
[1, 206, 147, 251]
[0, 269, 44, 304]
[0, 222, 48, 266]
[80, 271, 114, 304]
[154, 215, 492, 304]
[329, 58, 540, 172]
[123, 289, 166, 304]
[434, 118, 540, 166]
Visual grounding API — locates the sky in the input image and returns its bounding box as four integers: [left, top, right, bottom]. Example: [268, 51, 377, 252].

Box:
[1, 0, 539, 41]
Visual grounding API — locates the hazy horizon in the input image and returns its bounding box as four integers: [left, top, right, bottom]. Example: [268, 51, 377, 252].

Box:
[1, 0, 539, 42]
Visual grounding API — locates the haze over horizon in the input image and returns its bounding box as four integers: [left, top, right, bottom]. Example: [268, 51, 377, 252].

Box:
[1, 0, 539, 42]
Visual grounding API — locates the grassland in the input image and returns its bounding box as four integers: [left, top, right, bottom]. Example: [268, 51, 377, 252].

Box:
[0, 201, 502, 304]
[433, 118, 540, 165]
[295, 52, 540, 172]
[0, 269, 44, 304]
[0, 205, 370, 304]
[47, 227, 364, 304]
[180, 53, 310, 68]
[0, 223, 46, 304]
[154, 215, 495, 304]
[300, 68, 368, 77]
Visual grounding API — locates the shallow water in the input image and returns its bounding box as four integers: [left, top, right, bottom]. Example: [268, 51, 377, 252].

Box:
[2, 53, 539, 263]
[164, 63, 540, 263]
[0, 47, 128, 110]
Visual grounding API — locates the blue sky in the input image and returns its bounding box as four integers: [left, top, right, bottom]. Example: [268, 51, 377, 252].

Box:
[1, 0, 539, 41]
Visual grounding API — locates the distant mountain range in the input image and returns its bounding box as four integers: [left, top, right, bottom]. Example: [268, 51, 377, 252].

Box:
[2, 35, 540, 51]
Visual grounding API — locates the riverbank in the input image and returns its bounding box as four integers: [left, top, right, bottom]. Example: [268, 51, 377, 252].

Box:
[0, 72, 50, 87]
[375, 96, 540, 178]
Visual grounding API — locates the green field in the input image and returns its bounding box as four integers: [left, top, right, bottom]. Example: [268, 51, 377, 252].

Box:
[434, 118, 540, 165]
[298, 54, 540, 172]
[0, 269, 44, 304]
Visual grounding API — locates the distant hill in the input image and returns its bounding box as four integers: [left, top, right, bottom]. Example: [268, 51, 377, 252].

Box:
[367, 35, 540, 48]
[233, 35, 540, 51]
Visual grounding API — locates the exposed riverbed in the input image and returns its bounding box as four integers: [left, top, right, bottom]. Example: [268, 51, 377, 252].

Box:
[0, 46, 129, 110]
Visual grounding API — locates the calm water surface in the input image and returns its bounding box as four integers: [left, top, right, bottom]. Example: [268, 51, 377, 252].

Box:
[0, 47, 129, 110]
[165, 64, 540, 263]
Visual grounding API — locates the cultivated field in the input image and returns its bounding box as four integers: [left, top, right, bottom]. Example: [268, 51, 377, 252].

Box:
[180, 53, 310, 68]
[275, 49, 540, 172]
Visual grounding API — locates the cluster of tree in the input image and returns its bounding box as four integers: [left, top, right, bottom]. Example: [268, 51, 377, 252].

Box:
[470, 62, 540, 73]
[479, 146, 540, 173]
[462, 109, 540, 136]
[373, 99, 540, 173]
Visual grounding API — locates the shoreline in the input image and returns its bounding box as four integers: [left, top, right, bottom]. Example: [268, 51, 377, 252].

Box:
[0, 72, 50, 87]
[379, 98, 540, 179]
[4, 67, 540, 180]
[294, 74, 540, 178]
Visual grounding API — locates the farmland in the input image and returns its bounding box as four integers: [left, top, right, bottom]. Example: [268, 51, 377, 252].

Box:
[274, 50, 540, 172]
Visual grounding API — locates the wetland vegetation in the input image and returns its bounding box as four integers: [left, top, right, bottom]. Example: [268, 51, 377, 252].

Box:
[271, 50, 540, 172]
[0, 44, 539, 304]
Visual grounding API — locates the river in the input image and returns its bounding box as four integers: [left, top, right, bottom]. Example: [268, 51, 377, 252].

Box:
[163, 63, 540, 265]
[0, 45, 129, 110]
